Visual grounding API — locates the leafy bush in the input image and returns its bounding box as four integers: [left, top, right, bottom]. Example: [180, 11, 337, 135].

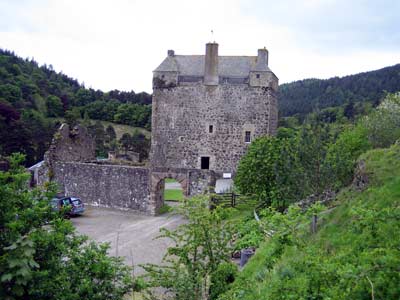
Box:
[326, 125, 371, 187]
[361, 92, 400, 148]
[0, 154, 132, 299]
[210, 262, 238, 300]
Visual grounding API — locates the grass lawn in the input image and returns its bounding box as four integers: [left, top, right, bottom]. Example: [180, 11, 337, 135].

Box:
[164, 189, 183, 201]
[165, 178, 176, 183]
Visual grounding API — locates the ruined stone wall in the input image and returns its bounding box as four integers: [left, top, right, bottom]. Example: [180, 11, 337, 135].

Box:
[52, 162, 151, 213]
[46, 124, 96, 163]
[150, 83, 278, 173]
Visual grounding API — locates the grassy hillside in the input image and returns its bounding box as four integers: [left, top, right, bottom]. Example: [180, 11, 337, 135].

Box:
[222, 143, 400, 299]
[52, 118, 151, 140]
[99, 120, 150, 139]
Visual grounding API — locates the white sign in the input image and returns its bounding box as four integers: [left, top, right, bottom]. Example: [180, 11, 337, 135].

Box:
[223, 173, 232, 179]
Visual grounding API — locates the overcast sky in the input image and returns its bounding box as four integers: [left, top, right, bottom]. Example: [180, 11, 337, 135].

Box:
[1, 0, 399, 93]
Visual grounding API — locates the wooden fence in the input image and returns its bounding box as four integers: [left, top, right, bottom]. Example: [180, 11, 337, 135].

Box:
[210, 193, 240, 208]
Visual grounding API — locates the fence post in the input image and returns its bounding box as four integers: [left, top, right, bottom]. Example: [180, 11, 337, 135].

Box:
[311, 214, 318, 234]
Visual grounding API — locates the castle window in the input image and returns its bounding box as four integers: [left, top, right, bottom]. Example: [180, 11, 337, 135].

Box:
[201, 157, 210, 170]
[256, 74, 260, 79]
[245, 131, 251, 143]
[209, 125, 214, 133]
[178, 136, 184, 142]
[161, 74, 165, 79]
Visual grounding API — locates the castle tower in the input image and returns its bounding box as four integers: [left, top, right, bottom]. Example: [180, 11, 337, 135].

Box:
[150, 43, 278, 175]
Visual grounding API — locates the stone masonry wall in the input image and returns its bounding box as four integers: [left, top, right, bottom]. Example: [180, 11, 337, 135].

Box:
[151, 83, 278, 173]
[53, 162, 151, 213]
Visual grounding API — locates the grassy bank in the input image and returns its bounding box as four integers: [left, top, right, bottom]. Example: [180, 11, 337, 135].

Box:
[221, 143, 400, 299]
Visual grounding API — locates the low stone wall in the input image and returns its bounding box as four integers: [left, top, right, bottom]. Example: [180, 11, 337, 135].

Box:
[53, 162, 151, 214]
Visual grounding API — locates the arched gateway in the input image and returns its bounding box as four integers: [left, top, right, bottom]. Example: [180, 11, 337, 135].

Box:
[148, 168, 215, 215]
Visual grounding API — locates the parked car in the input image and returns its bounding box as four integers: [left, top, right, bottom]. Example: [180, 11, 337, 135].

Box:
[51, 196, 85, 217]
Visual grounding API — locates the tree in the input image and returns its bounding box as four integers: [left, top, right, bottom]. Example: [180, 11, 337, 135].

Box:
[105, 124, 117, 143]
[343, 101, 355, 120]
[46, 95, 63, 117]
[0, 154, 132, 299]
[88, 121, 106, 157]
[119, 133, 132, 153]
[131, 129, 150, 161]
[64, 108, 80, 127]
[141, 196, 236, 300]
[361, 92, 400, 148]
[235, 136, 301, 210]
[326, 125, 371, 187]
[296, 121, 333, 195]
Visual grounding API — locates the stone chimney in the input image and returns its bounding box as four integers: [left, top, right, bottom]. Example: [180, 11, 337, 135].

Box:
[167, 49, 175, 57]
[204, 43, 219, 85]
[257, 48, 268, 67]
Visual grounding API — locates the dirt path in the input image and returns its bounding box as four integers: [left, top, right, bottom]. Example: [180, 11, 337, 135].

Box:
[71, 205, 184, 275]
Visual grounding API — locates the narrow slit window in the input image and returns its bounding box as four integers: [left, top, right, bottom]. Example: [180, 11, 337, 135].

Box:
[209, 125, 213, 133]
[201, 157, 210, 169]
[245, 131, 251, 143]
[256, 74, 260, 78]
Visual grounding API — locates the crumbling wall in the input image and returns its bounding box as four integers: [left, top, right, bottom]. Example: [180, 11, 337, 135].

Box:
[45, 123, 96, 163]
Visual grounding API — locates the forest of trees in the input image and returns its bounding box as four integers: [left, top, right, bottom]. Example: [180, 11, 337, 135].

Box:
[279, 63, 400, 118]
[0, 49, 151, 165]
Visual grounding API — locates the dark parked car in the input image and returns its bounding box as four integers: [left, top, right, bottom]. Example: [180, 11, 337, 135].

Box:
[51, 196, 85, 217]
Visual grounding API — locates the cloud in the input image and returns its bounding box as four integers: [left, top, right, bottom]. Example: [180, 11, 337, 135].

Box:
[241, 0, 400, 53]
[0, 0, 399, 92]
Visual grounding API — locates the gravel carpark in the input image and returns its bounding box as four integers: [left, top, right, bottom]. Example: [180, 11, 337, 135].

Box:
[71, 204, 184, 274]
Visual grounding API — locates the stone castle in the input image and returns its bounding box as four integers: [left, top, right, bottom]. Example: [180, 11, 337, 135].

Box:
[151, 43, 278, 174]
[34, 43, 278, 215]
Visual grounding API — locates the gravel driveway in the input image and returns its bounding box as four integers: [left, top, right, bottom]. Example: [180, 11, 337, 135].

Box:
[71, 205, 184, 274]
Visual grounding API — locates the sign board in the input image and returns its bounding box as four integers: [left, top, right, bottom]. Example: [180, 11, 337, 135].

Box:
[223, 173, 232, 179]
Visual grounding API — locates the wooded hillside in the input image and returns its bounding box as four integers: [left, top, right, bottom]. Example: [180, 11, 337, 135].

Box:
[279, 64, 400, 117]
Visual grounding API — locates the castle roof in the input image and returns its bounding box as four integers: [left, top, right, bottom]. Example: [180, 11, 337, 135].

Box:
[154, 55, 272, 77]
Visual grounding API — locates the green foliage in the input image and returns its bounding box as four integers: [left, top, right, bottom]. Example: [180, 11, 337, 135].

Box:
[296, 121, 333, 195]
[0, 48, 151, 165]
[141, 196, 236, 300]
[326, 125, 371, 187]
[158, 203, 173, 214]
[105, 124, 117, 142]
[117, 129, 151, 161]
[64, 108, 80, 127]
[113, 103, 152, 129]
[209, 262, 238, 300]
[279, 64, 400, 117]
[234, 218, 264, 250]
[221, 144, 400, 300]
[119, 132, 133, 152]
[361, 92, 400, 148]
[0, 154, 132, 299]
[88, 120, 107, 157]
[46, 95, 63, 117]
[235, 136, 302, 210]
